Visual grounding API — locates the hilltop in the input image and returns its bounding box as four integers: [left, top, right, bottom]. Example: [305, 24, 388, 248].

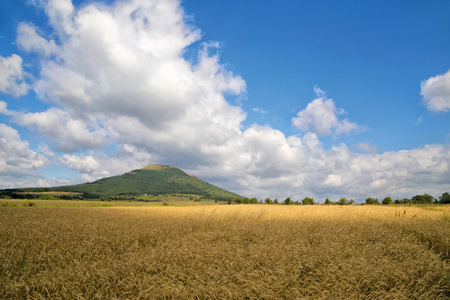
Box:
[0, 164, 241, 201]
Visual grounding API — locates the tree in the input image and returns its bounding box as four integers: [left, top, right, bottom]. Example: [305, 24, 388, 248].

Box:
[411, 194, 435, 204]
[284, 197, 291, 205]
[402, 198, 411, 204]
[439, 192, 450, 204]
[338, 197, 350, 205]
[382, 197, 392, 205]
[235, 198, 242, 204]
[250, 197, 258, 204]
[274, 198, 279, 204]
[264, 198, 273, 204]
[365, 198, 379, 205]
[243, 198, 250, 204]
[302, 197, 315, 205]
[324, 198, 332, 205]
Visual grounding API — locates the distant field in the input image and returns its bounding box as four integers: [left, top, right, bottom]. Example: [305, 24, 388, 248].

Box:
[1, 205, 449, 299]
[0, 198, 219, 207]
[14, 191, 83, 196]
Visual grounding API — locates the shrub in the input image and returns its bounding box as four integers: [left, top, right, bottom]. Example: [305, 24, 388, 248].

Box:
[365, 198, 379, 205]
[439, 192, 450, 204]
[302, 197, 315, 205]
[382, 197, 393, 205]
[338, 198, 349, 205]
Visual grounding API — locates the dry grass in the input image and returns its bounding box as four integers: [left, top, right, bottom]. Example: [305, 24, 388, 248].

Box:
[1, 205, 449, 299]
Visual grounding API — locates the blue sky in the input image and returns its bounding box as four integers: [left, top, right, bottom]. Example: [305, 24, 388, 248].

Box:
[183, 0, 450, 150]
[0, 0, 449, 201]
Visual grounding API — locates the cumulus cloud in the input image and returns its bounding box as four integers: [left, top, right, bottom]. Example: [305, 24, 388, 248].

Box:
[15, 0, 247, 167]
[0, 101, 12, 116]
[17, 23, 59, 57]
[0, 103, 106, 153]
[421, 69, 450, 112]
[0, 123, 48, 187]
[190, 133, 449, 201]
[6, 0, 449, 201]
[18, 108, 107, 152]
[292, 87, 360, 136]
[0, 54, 29, 97]
[58, 144, 155, 182]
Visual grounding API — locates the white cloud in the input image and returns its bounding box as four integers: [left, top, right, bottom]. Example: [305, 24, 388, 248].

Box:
[0, 101, 12, 116]
[355, 142, 378, 153]
[21, 0, 245, 159]
[324, 174, 342, 187]
[253, 107, 268, 114]
[0, 123, 48, 187]
[58, 144, 155, 182]
[0, 54, 29, 97]
[421, 69, 450, 112]
[33, 0, 75, 36]
[17, 23, 58, 57]
[292, 87, 360, 136]
[17, 108, 106, 153]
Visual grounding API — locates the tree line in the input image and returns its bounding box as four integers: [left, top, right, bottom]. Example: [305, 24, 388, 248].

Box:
[227, 192, 450, 205]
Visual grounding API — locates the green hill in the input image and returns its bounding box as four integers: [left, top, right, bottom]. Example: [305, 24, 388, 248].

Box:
[1, 164, 241, 201]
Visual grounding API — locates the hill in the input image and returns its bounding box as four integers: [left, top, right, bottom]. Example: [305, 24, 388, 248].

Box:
[1, 164, 241, 201]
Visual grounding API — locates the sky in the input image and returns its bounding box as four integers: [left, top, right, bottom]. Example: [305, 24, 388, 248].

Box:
[0, 0, 449, 202]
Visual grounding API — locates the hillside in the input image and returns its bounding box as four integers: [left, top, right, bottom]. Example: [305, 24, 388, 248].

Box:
[1, 165, 241, 201]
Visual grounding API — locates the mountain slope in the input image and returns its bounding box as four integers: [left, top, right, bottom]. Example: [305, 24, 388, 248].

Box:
[2, 165, 241, 200]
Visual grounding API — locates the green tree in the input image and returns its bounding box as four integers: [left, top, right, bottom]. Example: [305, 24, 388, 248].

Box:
[302, 197, 315, 205]
[439, 192, 450, 204]
[382, 196, 393, 205]
[264, 198, 273, 204]
[284, 197, 291, 205]
[250, 197, 258, 204]
[235, 198, 242, 204]
[324, 198, 332, 205]
[274, 198, 279, 204]
[411, 193, 435, 204]
[365, 198, 379, 205]
[338, 197, 349, 205]
[243, 198, 250, 204]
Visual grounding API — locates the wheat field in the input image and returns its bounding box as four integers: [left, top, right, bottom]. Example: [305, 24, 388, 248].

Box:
[1, 205, 449, 299]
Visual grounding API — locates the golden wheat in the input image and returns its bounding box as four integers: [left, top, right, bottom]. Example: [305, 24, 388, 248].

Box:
[1, 205, 449, 299]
